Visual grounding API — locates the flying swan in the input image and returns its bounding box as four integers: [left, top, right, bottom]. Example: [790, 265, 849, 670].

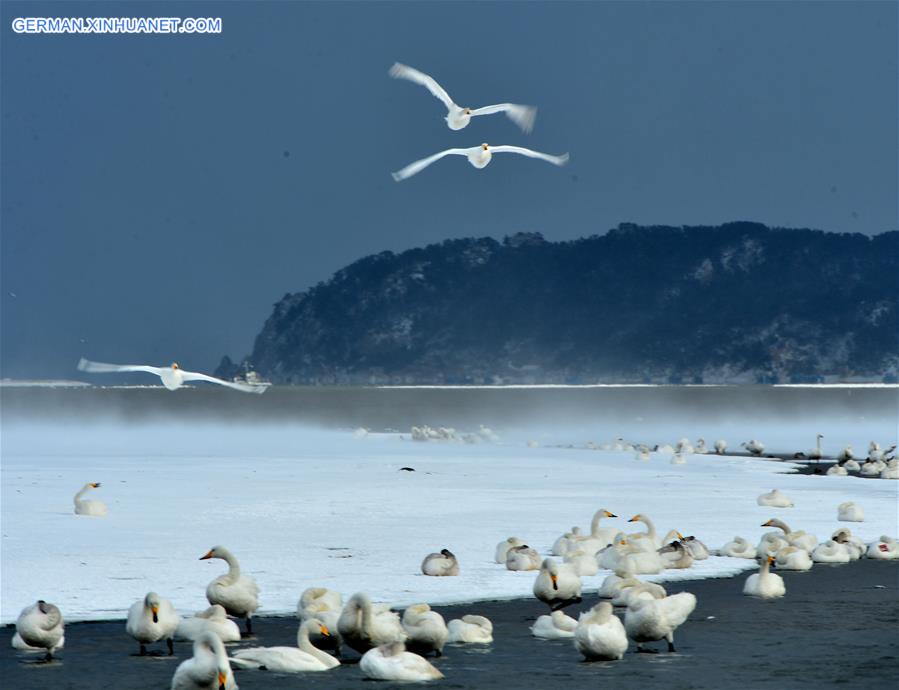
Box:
[77, 358, 266, 394]
[392, 143, 568, 181]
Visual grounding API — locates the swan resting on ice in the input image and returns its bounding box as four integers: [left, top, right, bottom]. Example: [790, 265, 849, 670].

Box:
[126, 591, 180, 655]
[171, 631, 237, 690]
[446, 614, 493, 644]
[837, 501, 864, 522]
[230, 619, 340, 672]
[757, 489, 794, 508]
[15, 600, 64, 660]
[575, 602, 628, 661]
[175, 605, 241, 643]
[531, 610, 577, 639]
[421, 549, 459, 576]
[402, 604, 448, 657]
[359, 641, 443, 682]
[743, 556, 785, 599]
[74, 482, 107, 516]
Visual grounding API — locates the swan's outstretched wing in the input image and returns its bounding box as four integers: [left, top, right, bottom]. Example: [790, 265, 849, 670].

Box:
[490, 146, 569, 166]
[469, 104, 537, 133]
[391, 148, 470, 182]
[78, 358, 163, 376]
[179, 370, 268, 394]
[389, 63, 456, 111]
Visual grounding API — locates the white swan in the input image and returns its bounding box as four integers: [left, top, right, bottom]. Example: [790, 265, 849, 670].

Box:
[78, 357, 266, 393]
[741, 439, 765, 456]
[844, 458, 862, 472]
[811, 540, 851, 564]
[11, 631, 64, 652]
[620, 544, 664, 575]
[15, 600, 64, 660]
[551, 526, 583, 556]
[626, 514, 662, 550]
[837, 501, 864, 522]
[806, 433, 824, 460]
[868, 443, 896, 462]
[446, 615, 492, 644]
[826, 464, 848, 476]
[682, 536, 709, 560]
[714, 439, 727, 455]
[624, 590, 696, 653]
[391, 143, 569, 181]
[760, 519, 817, 552]
[597, 561, 636, 599]
[533, 558, 582, 609]
[675, 438, 694, 454]
[609, 579, 667, 607]
[563, 547, 600, 576]
[421, 549, 459, 576]
[200, 546, 259, 634]
[831, 528, 865, 560]
[505, 544, 541, 571]
[757, 490, 794, 508]
[73, 482, 107, 517]
[359, 641, 443, 682]
[743, 556, 785, 599]
[175, 605, 241, 643]
[575, 602, 628, 661]
[297, 588, 342, 650]
[694, 438, 708, 454]
[774, 546, 813, 571]
[671, 452, 688, 465]
[837, 445, 854, 462]
[571, 509, 619, 554]
[230, 619, 339, 672]
[337, 593, 406, 654]
[881, 458, 899, 479]
[658, 540, 694, 570]
[717, 536, 757, 559]
[402, 604, 448, 657]
[494, 536, 524, 564]
[635, 446, 651, 461]
[171, 631, 237, 690]
[860, 459, 886, 476]
[597, 534, 632, 570]
[126, 592, 180, 655]
[866, 536, 899, 560]
[389, 62, 536, 132]
[531, 610, 578, 639]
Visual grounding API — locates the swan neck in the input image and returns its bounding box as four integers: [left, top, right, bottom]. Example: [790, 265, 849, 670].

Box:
[219, 549, 241, 581]
[590, 511, 603, 535]
[74, 484, 91, 504]
[298, 622, 333, 664]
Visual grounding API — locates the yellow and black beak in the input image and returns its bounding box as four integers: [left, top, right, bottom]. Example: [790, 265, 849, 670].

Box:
[606, 511, 617, 518]
[218, 671, 228, 689]
[627, 515, 640, 523]
[761, 520, 773, 527]
[550, 574, 558, 591]
[199, 550, 214, 560]
[320, 624, 331, 637]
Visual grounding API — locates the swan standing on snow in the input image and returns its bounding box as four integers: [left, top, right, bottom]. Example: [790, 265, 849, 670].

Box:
[575, 602, 628, 661]
[15, 600, 64, 660]
[717, 536, 757, 559]
[175, 605, 241, 643]
[741, 440, 765, 456]
[743, 556, 785, 599]
[402, 604, 448, 657]
[230, 619, 339, 672]
[126, 592, 180, 655]
[421, 549, 459, 576]
[757, 490, 794, 508]
[171, 631, 237, 690]
[534, 558, 582, 610]
[78, 358, 266, 394]
[505, 544, 541, 571]
[866, 536, 899, 560]
[495, 537, 524, 564]
[392, 143, 568, 181]
[624, 590, 696, 653]
[446, 615, 493, 644]
[389, 62, 537, 132]
[714, 439, 728, 455]
[360, 641, 443, 682]
[838, 501, 864, 522]
[761, 519, 817, 552]
[531, 610, 578, 639]
[338, 593, 406, 654]
[73, 482, 107, 516]
[200, 546, 259, 634]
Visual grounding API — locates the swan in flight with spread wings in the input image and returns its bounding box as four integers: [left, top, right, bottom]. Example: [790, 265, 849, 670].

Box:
[392, 143, 568, 181]
[389, 62, 537, 132]
[77, 358, 267, 394]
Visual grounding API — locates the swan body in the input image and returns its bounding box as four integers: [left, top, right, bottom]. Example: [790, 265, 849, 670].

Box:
[659, 540, 694, 570]
[571, 509, 619, 554]
[761, 519, 817, 552]
[298, 588, 342, 616]
[175, 605, 241, 643]
[73, 482, 107, 517]
[171, 632, 237, 690]
[866, 536, 899, 560]
[534, 558, 582, 608]
[714, 439, 727, 455]
[551, 526, 582, 556]
[402, 604, 448, 657]
[682, 536, 709, 560]
[811, 540, 851, 564]
[297, 589, 342, 650]
[11, 631, 65, 651]
[831, 529, 865, 560]
[881, 458, 899, 479]
[531, 610, 577, 639]
[675, 438, 694, 454]
[868, 444, 896, 462]
[827, 464, 848, 476]
[446, 615, 493, 644]
[837, 445, 854, 462]
[575, 602, 628, 661]
[843, 459, 861, 471]
[15, 601, 64, 659]
[359, 641, 443, 682]
[838, 501, 864, 522]
[610, 580, 667, 607]
[807, 433, 824, 460]
[694, 438, 708, 454]
[200, 546, 259, 633]
[389, 62, 536, 132]
[626, 514, 662, 550]
[671, 453, 688, 465]
[505, 544, 541, 571]
[717, 536, 757, 559]
[230, 619, 339, 672]
[597, 563, 636, 599]
[78, 357, 266, 394]
[495, 537, 524, 564]
[338, 593, 406, 654]
[624, 591, 696, 653]
[774, 546, 813, 571]
[757, 490, 794, 508]
[421, 549, 459, 576]
[741, 440, 765, 456]
[392, 143, 568, 181]
[597, 535, 631, 570]
[860, 460, 885, 476]
[743, 557, 785, 599]
[126, 592, 180, 655]
[635, 447, 651, 461]
[564, 548, 599, 576]
[757, 533, 790, 557]
[620, 546, 664, 575]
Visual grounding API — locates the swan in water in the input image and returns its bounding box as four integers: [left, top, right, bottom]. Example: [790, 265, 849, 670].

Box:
[743, 556, 785, 599]
[175, 605, 241, 643]
[837, 445, 855, 462]
[774, 546, 813, 571]
[171, 631, 237, 690]
[531, 610, 578, 639]
[806, 433, 824, 460]
[658, 540, 694, 570]
[624, 589, 696, 653]
[360, 641, 443, 681]
[337, 593, 406, 654]
[402, 604, 448, 657]
[388, 62, 537, 132]
[15, 600, 64, 660]
[392, 143, 569, 181]
[741, 440, 765, 456]
[866, 536, 899, 560]
[421, 549, 459, 576]
[73, 482, 107, 516]
[495, 537, 525, 564]
[534, 558, 582, 609]
[200, 546, 259, 634]
[826, 463, 848, 476]
[230, 619, 339, 672]
[126, 592, 180, 655]
[760, 518, 817, 552]
[446, 615, 493, 644]
[811, 540, 851, 564]
[626, 514, 663, 550]
[714, 439, 727, 455]
[571, 509, 619, 554]
[78, 358, 266, 393]
[717, 536, 757, 559]
[837, 501, 864, 522]
[505, 544, 541, 571]
[575, 602, 628, 661]
[757, 490, 794, 508]
[564, 547, 599, 576]
[551, 526, 583, 556]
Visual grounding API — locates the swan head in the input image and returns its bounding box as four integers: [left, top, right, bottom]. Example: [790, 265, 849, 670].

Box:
[145, 592, 161, 622]
[481, 143, 489, 151]
[319, 623, 330, 637]
[603, 510, 617, 518]
[440, 548, 455, 559]
[172, 362, 180, 370]
[627, 514, 642, 523]
[766, 555, 776, 565]
[90, 482, 101, 488]
[199, 545, 226, 561]
[464, 108, 472, 115]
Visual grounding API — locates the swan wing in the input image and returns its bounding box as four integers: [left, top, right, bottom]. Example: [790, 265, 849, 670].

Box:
[658, 592, 696, 628]
[489, 145, 569, 166]
[391, 148, 470, 182]
[389, 62, 456, 111]
[469, 103, 537, 132]
[178, 369, 267, 394]
[77, 358, 163, 377]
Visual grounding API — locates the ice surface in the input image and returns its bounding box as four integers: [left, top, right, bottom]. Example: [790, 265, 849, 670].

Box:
[1, 422, 897, 624]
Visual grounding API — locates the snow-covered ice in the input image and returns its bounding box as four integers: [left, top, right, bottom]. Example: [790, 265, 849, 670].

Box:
[1, 422, 897, 624]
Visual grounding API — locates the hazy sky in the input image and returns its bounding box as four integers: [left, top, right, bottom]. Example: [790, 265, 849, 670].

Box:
[1, 1, 896, 378]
